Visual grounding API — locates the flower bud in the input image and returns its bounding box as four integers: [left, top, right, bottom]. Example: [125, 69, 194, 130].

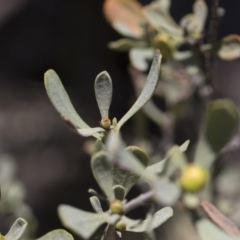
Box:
[110, 200, 124, 214]
[179, 164, 208, 192]
[115, 220, 126, 231]
[100, 117, 111, 129]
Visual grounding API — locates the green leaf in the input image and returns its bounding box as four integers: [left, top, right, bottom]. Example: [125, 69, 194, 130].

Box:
[37, 230, 74, 240]
[127, 207, 173, 232]
[218, 35, 240, 61]
[121, 216, 141, 228]
[91, 139, 106, 157]
[129, 48, 155, 71]
[77, 127, 105, 137]
[91, 151, 115, 201]
[94, 71, 113, 119]
[44, 70, 102, 139]
[108, 39, 147, 51]
[117, 50, 162, 129]
[194, 99, 239, 169]
[112, 146, 149, 196]
[151, 0, 171, 12]
[154, 178, 181, 205]
[196, 219, 237, 240]
[113, 185, 125, 200]
[5, 218, 27, 240]
[90, 196, 103, 213]
[58, 205, 119, 240]
[146, 140, 189, 175]
[143, 3, 183, 41]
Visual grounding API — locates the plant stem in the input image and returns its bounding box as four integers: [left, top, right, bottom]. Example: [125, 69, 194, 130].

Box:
[101, 224, 116, 240]
[205, 0, 220, 91]
[124, 190, 154, 213]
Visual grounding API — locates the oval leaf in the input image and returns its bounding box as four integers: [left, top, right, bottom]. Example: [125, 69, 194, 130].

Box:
[5, 218, 27, 240]
[127, 207, 173, 232]
[91, 151, 114, 201]
[117, 50, 162, 129]
[44, 70, 101, 139]
[37, 230, 74, 240]
[94, 71, 113, 119]
[90, 196, 103, 213]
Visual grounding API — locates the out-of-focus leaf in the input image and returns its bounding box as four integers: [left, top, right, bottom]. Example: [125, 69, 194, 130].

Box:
[121, 216, 141, 229]
[94, 71, 112, 119]
[129, 48, 155, 71]
[147, 140, 189, 175]
[196, 219, 237, 240]
[108, 39, 147, 51]
[127, 207, 173, 232]
[150, 0, 171, 12]
[0, 155, 16, 183]
[91, 151, 114, 201]
[44, 70, 102, 139]
[173, 50, 193, 61]
[218, 35, 240, 61]
[58, 205, 119, 240]
[118, 50, 162, 129]
[90, 196, 103, 213]
[143, 3, 183, 42]
[113, 185, 125, 201]
[154, 178, 181, 205]
[194, 99, 239, 169]
[37, 230, 73, 240]
[91, 139, 106, 156]
[112, 146, 149, 196]
[201, 199, 240, 238]
[103, 0, 146, 38]
[77, 127, 105, 137]
[180, 0, 207, 40]
[5, 218, 27, 240]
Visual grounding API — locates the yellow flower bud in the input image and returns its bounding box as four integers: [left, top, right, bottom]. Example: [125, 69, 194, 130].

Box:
[179, 164, 208, 192]
[115, 220, 126, 231]
[100, 117, 111, 129]
[110, 200, 124, 214]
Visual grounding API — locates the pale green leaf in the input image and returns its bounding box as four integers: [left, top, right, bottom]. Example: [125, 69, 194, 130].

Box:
[127, 207, 173, 232]
[117, 50, 162, 129]
[108, 39, 147, 51]
[129, 48, 155, 71]
[44, 70, 101, 139]
[5, 218, 27, 240]
[91, 151, 114, 201]
[151, 0, 171, 12]
[77, 127, 105, 137]
[58, 205, 119, 240]
[121, 216, 141, 228]
[37, 230, 73, 240]
[146, 158, 167, 175]
[143, 4, 183, 41]
[90, 196, 103, 213]
[94, 71, 113, 119]
[194, 99, 239, 169]
[154, 178, 181, 205]
[218, 35, 240, 61]
[196, 219, 237, 240]
[112, 146, 149, 196]
[113, 185, 125, 201]
[91, 139, 106, 156]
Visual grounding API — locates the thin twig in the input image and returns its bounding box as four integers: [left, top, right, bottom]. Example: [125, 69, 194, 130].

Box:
[205, 0, 220, 90]
[101, 224, 116, 240]
[124, 190, 154, 213]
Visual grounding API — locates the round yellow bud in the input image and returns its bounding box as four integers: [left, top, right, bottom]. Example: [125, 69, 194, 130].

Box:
[115, 220, 126, 231]
[179, 164, 208, 192]
[110, 200, 124, 214]
[100, 117, 111, 129]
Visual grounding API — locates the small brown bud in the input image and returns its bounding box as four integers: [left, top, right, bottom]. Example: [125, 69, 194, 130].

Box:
[110, 200, 124, 214]
[100, 117, 111, 129]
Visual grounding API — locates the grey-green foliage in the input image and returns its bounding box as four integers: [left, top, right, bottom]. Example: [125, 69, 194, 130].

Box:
[194, 99, 239, 169]
[2, 218, 73, 240]
[44, 50, 161, 139]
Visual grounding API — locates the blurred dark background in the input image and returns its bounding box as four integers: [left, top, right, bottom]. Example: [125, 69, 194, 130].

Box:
[0, 0, 240, 238]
